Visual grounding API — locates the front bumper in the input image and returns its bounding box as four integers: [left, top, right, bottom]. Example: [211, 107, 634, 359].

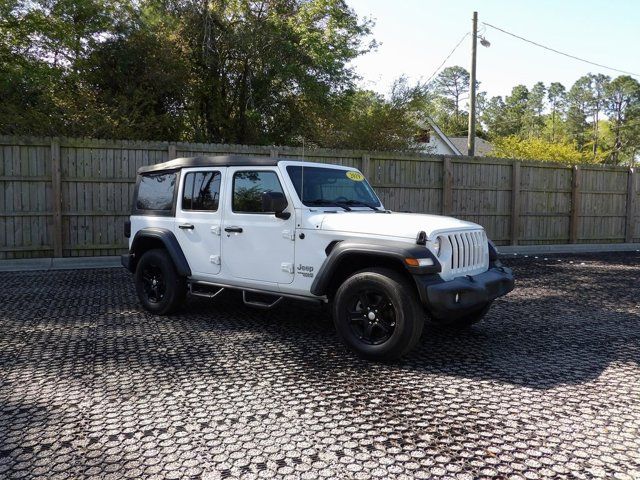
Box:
[414, 266, 514, 321]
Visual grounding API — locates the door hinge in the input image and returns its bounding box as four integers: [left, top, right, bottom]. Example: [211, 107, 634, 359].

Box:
[210, 255, 221, 265]
[281, 262, 294, 274]
[210, 225, 221, 236]
[282, 229, 295, 241]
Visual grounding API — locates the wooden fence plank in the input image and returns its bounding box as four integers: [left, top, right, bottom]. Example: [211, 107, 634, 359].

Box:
[361, 154, 371, 179]
[511, 162, 521, 245]
[51, 139, 63, 257]
[442, 157, 453, 216]
[626, 168, 636, 243]
[570, 165, 581, 244]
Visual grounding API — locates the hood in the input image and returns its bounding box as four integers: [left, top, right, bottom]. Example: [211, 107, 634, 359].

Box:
[318, 211, 482, 240]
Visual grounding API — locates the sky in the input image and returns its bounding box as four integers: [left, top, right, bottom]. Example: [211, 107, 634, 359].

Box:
[346, 0, 640, 100]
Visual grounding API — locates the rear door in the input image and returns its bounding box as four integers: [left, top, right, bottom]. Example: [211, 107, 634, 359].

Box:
[221, 167, 295, 285]
[174, 168, 225, 276]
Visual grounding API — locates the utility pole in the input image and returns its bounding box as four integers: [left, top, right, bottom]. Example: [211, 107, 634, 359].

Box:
[467, 11, 478, 156]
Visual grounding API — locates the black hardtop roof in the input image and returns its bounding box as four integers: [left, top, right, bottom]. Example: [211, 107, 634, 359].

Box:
[137, 155, 281, 174]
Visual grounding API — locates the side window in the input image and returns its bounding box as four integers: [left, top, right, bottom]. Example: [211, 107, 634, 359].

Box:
[136, 172, 176, 211]
[233, 171, 285, 213]
[182, 171, 221, 211]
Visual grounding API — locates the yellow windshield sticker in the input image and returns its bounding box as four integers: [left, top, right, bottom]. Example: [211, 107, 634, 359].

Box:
[346, 171, 364, 181]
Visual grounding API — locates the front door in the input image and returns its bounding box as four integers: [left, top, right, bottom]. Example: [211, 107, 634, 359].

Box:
[174, 168, 224, 276]
[221, 168, 295, 284]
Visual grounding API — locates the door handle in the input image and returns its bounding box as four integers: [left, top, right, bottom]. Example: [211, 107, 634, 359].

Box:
[224, 226, 243, 233]
[179, 224, 195, 230]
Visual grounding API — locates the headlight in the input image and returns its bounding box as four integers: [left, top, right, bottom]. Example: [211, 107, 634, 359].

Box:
[431, 236, 442, 256]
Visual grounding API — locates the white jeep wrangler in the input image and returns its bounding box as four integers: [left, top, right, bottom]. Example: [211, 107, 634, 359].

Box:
[122, 155, 514, 360]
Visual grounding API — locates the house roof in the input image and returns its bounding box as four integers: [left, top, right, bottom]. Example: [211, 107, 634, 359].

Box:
[425, 119, 463, 155]
[449, 137, 494, 157]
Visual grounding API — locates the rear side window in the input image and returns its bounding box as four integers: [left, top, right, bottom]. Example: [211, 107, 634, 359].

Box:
[136, 172, 176, 211]
[233, 171, 284, 213]
[182, 171, 221, 211]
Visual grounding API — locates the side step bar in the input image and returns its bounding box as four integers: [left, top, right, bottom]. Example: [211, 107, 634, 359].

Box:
[242, 291, 283, 310]
[189, 283, 225, 299]
[189, 280, 326, 305]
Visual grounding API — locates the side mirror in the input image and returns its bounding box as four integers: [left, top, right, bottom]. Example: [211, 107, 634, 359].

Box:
[261, 191, 290, 219]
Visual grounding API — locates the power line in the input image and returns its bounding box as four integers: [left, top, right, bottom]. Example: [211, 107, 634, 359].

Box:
[424, 32, 470, 85]
[482, 22, 640, 78]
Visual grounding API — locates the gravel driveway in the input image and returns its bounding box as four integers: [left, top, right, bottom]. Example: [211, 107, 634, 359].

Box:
[1, 253, 639, 479]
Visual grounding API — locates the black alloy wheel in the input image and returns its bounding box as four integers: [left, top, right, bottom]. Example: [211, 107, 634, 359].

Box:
[134, 249, 187, 315]
[347, 289, 397, 345]
[332, 267, 424, 360]
[141, 262, 166, 304]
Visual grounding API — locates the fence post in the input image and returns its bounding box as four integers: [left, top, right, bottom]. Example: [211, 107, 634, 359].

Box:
[270, 148, 278, 158]
[50, 138, 63, 258]
[361, 154, 371, 179]
[570, 165, 581, 244]
[510, 162, 521, 245]
[168, 144, 177, 160]
[442, 157, 453, 215]
[626, 167, 636, 243]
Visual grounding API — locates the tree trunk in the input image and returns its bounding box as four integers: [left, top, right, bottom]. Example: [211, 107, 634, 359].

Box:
[235, 58, 250, 144]
[593, 110, 599, 159]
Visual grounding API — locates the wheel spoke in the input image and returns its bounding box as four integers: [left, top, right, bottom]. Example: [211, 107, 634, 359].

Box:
[375, 322, 390, 335]
[357, 292, 369, 309]
[371, 294, 386, 309]
[348, 310, 364, 322]
[363, 322, 373, 340]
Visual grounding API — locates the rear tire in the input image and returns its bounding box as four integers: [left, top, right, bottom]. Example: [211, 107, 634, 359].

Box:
[135, 249, 187, 315]
[332, 268, 424, 360]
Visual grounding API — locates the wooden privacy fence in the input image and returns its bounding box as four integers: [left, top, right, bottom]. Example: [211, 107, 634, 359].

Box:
[0, 135, 638, 259]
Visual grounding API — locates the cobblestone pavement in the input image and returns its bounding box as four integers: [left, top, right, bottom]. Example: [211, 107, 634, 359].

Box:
[1, 253, 639, 480]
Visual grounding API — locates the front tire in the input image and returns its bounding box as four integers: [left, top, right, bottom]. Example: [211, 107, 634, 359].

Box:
[135, 249, 187, 315]
[332, 268, 424, 360]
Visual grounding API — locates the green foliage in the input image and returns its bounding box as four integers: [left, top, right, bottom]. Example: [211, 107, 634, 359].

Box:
[3, 0, 424, 149]
[492, 136, 593, 165]
[1, 1, 639, 164]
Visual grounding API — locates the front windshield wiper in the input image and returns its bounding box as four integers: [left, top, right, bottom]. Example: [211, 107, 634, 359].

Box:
[339, 200, 380, 211]
[305, 199, 351, 211]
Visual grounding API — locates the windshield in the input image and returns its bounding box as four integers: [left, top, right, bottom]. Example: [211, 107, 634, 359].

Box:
[286, 166, 381, 209]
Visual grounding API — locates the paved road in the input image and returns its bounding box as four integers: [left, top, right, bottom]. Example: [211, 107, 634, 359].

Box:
[1, 254, 639, 479]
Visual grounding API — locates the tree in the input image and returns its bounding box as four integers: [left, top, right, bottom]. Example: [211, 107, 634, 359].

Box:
[84, 20, 188, 140]
[307, 77, 428, 150]
[566, 77, 592, 151]
[547, 82, 567, 142]
[172, 0, 375, 144]
[492, 136, 590, 164]
[481, 96, 508, 138]
[432, 66, 470, 132]
[503, 84, 529, 136]
[586, 73, 610, 158]
[605, 75, 640, 164]
[524, 81, 546, 138]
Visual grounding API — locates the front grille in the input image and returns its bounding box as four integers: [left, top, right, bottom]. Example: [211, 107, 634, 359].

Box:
[445, 230, 487, 274]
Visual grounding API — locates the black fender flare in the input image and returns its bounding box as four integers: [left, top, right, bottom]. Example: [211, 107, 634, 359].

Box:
[128, 227, 191, 277]
[309, 239, 441, 296]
